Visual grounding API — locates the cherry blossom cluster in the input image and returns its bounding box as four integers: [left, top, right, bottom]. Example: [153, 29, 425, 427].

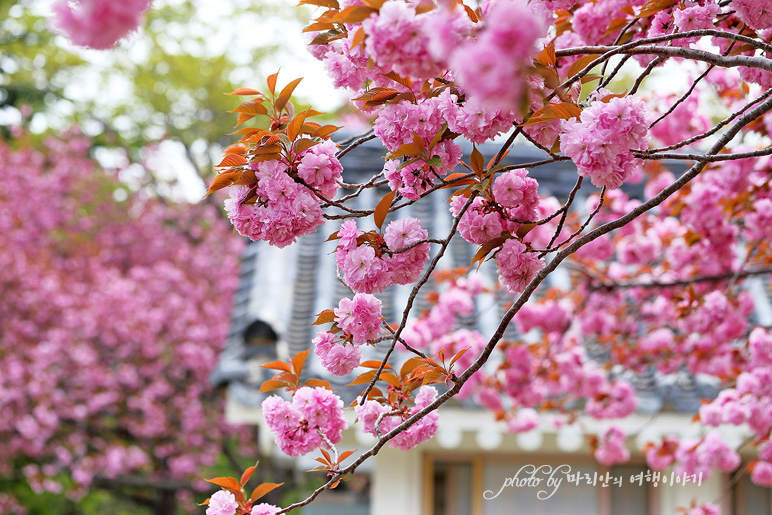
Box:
[52, 0, 151, 49]
[313, 293, 384, 376]
[262, 387, 347, 457]
[560, 94, 650, 189]
[355, 385, 439, 451]
[206, 490, 279, 515]
[225, 142, 342, 248]
[0, 131, 252, 509]
[335, 217, 430, 293]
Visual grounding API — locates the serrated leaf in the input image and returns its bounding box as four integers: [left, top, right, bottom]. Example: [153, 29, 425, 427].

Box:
[566, 55, 601, 80]
[302, 21, 337, 32]
[449, 348, 470, 369]
[229, 101, 268, 116]
[293, 138, 321, 155]
[275, 78, 303, 114]
[261, 361, 293, 373]
[292, 349, 310, 376]
[241, 465, 257, 486]
[305, 378, 332, 389]
[523, 102, 582, 126]
[601, 91, 627, 102]
[250, 482, 284, 503]
[259, 379, 289, 393]
[536, 41, 556, 68]
[637, 0, 676, 19]
[470, 145, 484, 177]
[205, 477, 242, 491]
[205, 171, 239, 197]
[267, 71, 279, 95]
[516, 222, 538, 240]
[216, 154, 248, 168]
[470, 236, 508, 269]
[359, 360, 393, 370]
[400, 357, 424, 378]
[298, 0, 339, 7]
[382, 71, 413, 90]
[314, 124, 341, 139]
[338, 450, 356, 463]
[379, 371, 401, 388]
[227, 88, 264, 96]
[313, 309, 336, 325]
[392, 143, 424, 158]
[351, 26, 366, 48]
[287, 110, 311, 141]
[333, 5, 377, 23]
[348, 370, 377, 386]
[374, 190, 395, 230]
[236, 113, 255, 127]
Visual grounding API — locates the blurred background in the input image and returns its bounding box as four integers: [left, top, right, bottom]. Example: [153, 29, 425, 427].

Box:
[0, 0, 349, 513]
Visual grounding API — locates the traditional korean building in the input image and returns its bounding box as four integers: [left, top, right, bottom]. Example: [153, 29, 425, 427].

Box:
[210, 135, 771, 515]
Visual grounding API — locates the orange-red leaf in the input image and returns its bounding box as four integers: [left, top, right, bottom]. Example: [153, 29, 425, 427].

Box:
[338, 450, 356, 463]
[314, 124, 341, 139]
[216, 154, 248, 168]
[313, 309, 336, 325]
[205, 477, 242, 491]
[292, 349, 310, 376]
[227, 88, 264, 96]
[333, 5, 377, 23]
[250, 482, 283, 503]
[359, 360, 393, 370]
[287, 110, 310, 141]
[523, 102, 582, 126]
[374, 190, 395, 230]
[267, 71, 279, 95]
[205, 171, 240, 197]
[229, 101, 268, 116]
[261, 361, 293, 373]
[275, 78, 303, 113]
[305, 378, 332, 389]
[259, 379, 288, 393]
[566, 55, 600, 79]
[293, 138, 320, 154]
[470, 145, 484, 176]
[241, 465, 256, 486]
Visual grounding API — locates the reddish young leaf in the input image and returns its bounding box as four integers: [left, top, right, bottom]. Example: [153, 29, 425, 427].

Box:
[292, 349, 310, 376]
[215, 154, 248, 168]
[449, 348, 470, 369]
[359, 360, 393, 370]
[470, 236, 508, 269]
[348, 370, 377, 386]
[205, 477, 242, 491]
[259, 379, 289, 394]
[312, 309, 336, 325]
[333, 5, 377, 23]
[241, 465, 257, 486]
[566, 55, 601, 80]
[293, 138, 321, 155]
[267, 71, 280, 95]
[351, 26, 366, 48]
[470, 145, 484, 177]
[226, 88, 264, 96]
[305, 378, 332, 389]
[374, 190, 396, 230]
[275, 78, 304, 114]
[297, 0, 339, 8]
[205, 171, 240, 197]
[261, 361, 293, 373]
[229, 101, 268, 116]
[314, 124, 342, 139]
[338, 450, 356, 463]
[250, 482, 284, 503]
